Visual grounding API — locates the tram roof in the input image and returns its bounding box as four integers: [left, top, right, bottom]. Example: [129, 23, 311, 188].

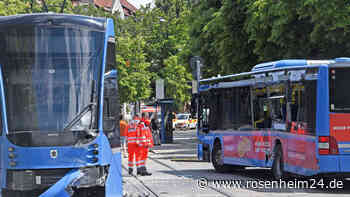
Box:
[0, 13, 107, 32]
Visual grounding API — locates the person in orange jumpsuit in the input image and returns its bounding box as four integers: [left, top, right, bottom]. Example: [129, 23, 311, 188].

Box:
[137, 119, 153, 176]
[127, 115, 142, 175]
[141, 113, 151, 127]
[119, 115, 128, 158]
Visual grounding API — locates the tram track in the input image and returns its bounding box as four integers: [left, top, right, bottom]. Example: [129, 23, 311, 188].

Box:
[122, 165, 160, 197]
[148, 156, 233, 197]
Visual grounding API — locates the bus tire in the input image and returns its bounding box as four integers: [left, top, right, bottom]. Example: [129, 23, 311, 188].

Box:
[272, 144, 284, 180]
[212, 141, 233, 173]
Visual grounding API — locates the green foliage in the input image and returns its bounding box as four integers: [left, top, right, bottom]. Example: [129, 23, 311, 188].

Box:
[116, 33, 152, 103]
[0, 0, 29, 15]
[116, 0, 193, 110]
[160, 55, 192, 108]
[189, 0, 350, 78]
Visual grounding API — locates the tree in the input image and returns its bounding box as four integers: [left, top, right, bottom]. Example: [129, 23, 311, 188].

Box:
[116, 1, 193, 110]
[160, 55, 192, 109]
[0, 0, 28, 15]
[116, 33, 152, 104]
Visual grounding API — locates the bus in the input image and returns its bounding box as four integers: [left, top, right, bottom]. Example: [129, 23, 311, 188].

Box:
[0, 14, 122, 196]
[196, 58, 350, 179]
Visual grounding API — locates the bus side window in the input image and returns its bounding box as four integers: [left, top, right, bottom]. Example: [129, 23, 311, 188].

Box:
[268, 84, 287, 131]
[288, 80, 316, 135]
[253, 87, 270, 129]
[199, 93, 210, 132]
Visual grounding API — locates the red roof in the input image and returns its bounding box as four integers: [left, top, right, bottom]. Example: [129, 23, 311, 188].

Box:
[120, 0, 137, 16]
[94, 0, 113, 9]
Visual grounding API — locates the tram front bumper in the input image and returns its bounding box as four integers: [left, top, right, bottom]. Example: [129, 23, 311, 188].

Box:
[39, 169, 82, 197]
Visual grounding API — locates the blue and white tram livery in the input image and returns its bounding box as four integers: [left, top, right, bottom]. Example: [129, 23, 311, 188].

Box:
[0, 14, 122, 197]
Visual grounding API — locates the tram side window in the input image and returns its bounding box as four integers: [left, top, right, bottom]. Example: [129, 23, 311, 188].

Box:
[288, 81, 316, 135]
[103, 78, 120, 148]
[106, 37, 116, 73]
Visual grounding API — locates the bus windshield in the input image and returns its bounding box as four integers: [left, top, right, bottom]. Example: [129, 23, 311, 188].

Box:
[0, 25, 104, 146]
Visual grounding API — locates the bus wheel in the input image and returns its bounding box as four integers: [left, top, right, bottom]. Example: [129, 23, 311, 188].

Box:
[212, 142, 232, 173]
[272, 144, 284, 180]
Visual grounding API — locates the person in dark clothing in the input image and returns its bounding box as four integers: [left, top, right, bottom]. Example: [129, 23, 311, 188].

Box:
[150, 114, 161, 145]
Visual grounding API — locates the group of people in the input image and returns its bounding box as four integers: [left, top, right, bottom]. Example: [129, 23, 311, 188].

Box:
[120, 113, 155, 176]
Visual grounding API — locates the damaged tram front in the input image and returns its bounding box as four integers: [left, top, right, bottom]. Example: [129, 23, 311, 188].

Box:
[0, 14, 122, 197]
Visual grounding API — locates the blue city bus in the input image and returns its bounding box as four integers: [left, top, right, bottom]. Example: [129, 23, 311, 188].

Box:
[196, 58, 350, 179]
[0, 14, 122, 196]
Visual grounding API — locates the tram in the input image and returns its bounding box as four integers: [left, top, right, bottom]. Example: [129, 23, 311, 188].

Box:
[0, 13, 122, 196]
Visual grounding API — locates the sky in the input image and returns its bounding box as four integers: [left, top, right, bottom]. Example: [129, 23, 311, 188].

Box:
[128, 0, 154, 9]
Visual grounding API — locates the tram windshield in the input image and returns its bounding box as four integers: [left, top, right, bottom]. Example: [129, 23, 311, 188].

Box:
[0, 25, 104, 146]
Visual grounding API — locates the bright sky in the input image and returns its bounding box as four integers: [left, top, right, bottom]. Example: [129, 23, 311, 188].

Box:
[128, 0, 154, 9]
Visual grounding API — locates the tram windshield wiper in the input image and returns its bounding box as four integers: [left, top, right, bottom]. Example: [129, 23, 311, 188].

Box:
[63, 80, 97, 134]
[63, 103, 96, 132]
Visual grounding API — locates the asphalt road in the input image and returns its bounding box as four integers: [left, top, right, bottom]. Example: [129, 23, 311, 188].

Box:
[122, 129, 350, 197]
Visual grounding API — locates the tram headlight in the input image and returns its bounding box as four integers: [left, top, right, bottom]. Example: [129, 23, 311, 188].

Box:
[8, 153, 16, 159]
[75, 166, 107, 188]
[8, 147, 15, 152]
[9, 161, 17, 167]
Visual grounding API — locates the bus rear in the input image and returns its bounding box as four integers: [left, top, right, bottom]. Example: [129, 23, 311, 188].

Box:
[318, 63, 350, 174]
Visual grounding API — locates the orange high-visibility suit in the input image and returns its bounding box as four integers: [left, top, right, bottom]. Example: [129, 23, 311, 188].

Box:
[143, 126, 154, 161]
[127, 120, 142, 172]
[136, 122, 147, 168]
[139, 124, 153, 168]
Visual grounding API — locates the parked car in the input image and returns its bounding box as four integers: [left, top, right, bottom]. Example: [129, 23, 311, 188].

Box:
[174, 113, 197, 130]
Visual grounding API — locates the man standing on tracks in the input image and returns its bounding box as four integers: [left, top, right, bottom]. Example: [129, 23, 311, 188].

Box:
[138, 117, 153, 176]
[120, 115, 128, 158]
[127, 114, 143, 175]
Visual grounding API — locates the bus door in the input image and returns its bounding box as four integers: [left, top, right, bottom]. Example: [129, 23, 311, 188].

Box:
[268, 83, 288, 164]
[286, 70, 318, 172]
